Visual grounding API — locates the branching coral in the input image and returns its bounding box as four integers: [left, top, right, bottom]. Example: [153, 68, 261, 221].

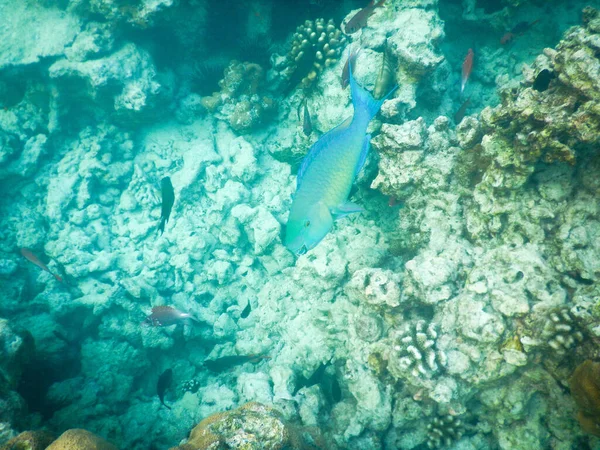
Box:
[387, 321, 447, 380]
[180, 378, 200, 394]
[569, 360, 600, 437]
[277, 18, 346, 91]
[425, 414, 465, 449]
[541, 308, 585, 355]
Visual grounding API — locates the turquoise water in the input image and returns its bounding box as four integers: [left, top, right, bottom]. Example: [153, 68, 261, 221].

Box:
[1, 0, 600, 449]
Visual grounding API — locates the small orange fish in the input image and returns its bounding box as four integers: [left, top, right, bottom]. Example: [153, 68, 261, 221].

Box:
[500, 32, 515, 45]
[341, 48, 360, 89]
[20, 248, 62, 282]
[461, 48, 474, 95]
[501, 19, 540, 45]
[454, 97, 471, 124]
[344, 0, 385, 34]
[144, 306, 196, 326]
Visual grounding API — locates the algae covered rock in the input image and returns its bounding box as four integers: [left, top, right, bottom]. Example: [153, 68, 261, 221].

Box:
[45, 429, 117, 450]
[457, 7, 600, 244]
[0, 0, 80, 69]
[173, 402, 322, 450]
[0, 319, 34, 441]
[49, 43, 163, 121]
[0, 430, 55, 450]
[201, 61, 276, 133]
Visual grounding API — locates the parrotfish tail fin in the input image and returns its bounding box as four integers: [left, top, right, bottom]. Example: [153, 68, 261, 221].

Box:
[349, 54, 396, 122]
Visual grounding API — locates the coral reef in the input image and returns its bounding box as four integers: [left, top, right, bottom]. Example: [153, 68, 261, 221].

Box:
[425, 414, 465, 449]
[540, 308, 585, 356]
[2, 1, 600, 449]
[274, 18, 346, 92]
[181, 379, 201, 394]
[456, 6, 600, 245]
[386, 321, 447, 381]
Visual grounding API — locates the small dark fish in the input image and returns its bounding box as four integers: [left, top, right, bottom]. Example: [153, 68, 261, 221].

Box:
[500, 32, 515, 45]
[240, 301, 251, 319]
[20, 248, 63, 282]
[341, 48, 360, 89]
[293, 361, 329, 395]
[502, 19, 540, 45]
[158, 177, 175, 235]
[157, 368, 173, 410]
[143, 306, 196, 327]
[454, 98, 472, 124]
[511, 19, 540, 35]
[373, 48, 395, 100]
[53, 330, 71, 344]
[330, 376, 342, 402]
[344, 0, 386, 34]
[297, 98, 312, 136]
[388, 196, 399, 207]
[203, 354, 270, 373]
[533, 69, 555, 92]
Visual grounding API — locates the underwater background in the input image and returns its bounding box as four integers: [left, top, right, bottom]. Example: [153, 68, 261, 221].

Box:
[1, 0, 600, 448]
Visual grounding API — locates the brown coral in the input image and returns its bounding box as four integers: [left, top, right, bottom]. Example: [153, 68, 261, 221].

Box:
[277, 18, 347, 91]
[0, 430, 55, 450]
[45, 429, 117, 450]
[569, 360, 600, 436]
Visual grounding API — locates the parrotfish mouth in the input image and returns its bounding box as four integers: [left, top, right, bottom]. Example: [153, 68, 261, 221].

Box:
[296, 245, 308, 256]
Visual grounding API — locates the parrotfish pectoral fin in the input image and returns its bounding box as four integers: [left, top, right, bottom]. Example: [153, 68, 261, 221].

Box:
[356, 134, 371, 176]
[331, 202, 364, 220]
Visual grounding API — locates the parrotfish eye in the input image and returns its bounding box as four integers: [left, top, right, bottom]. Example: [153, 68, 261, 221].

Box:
[305, 220, 311, 227]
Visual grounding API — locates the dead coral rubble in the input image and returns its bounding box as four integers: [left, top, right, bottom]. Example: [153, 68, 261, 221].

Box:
[171, 402, 325, 450]
[201, 61, 276, 133]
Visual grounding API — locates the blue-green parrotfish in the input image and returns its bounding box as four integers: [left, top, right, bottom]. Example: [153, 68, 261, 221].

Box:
[284, 58, 395, 255]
